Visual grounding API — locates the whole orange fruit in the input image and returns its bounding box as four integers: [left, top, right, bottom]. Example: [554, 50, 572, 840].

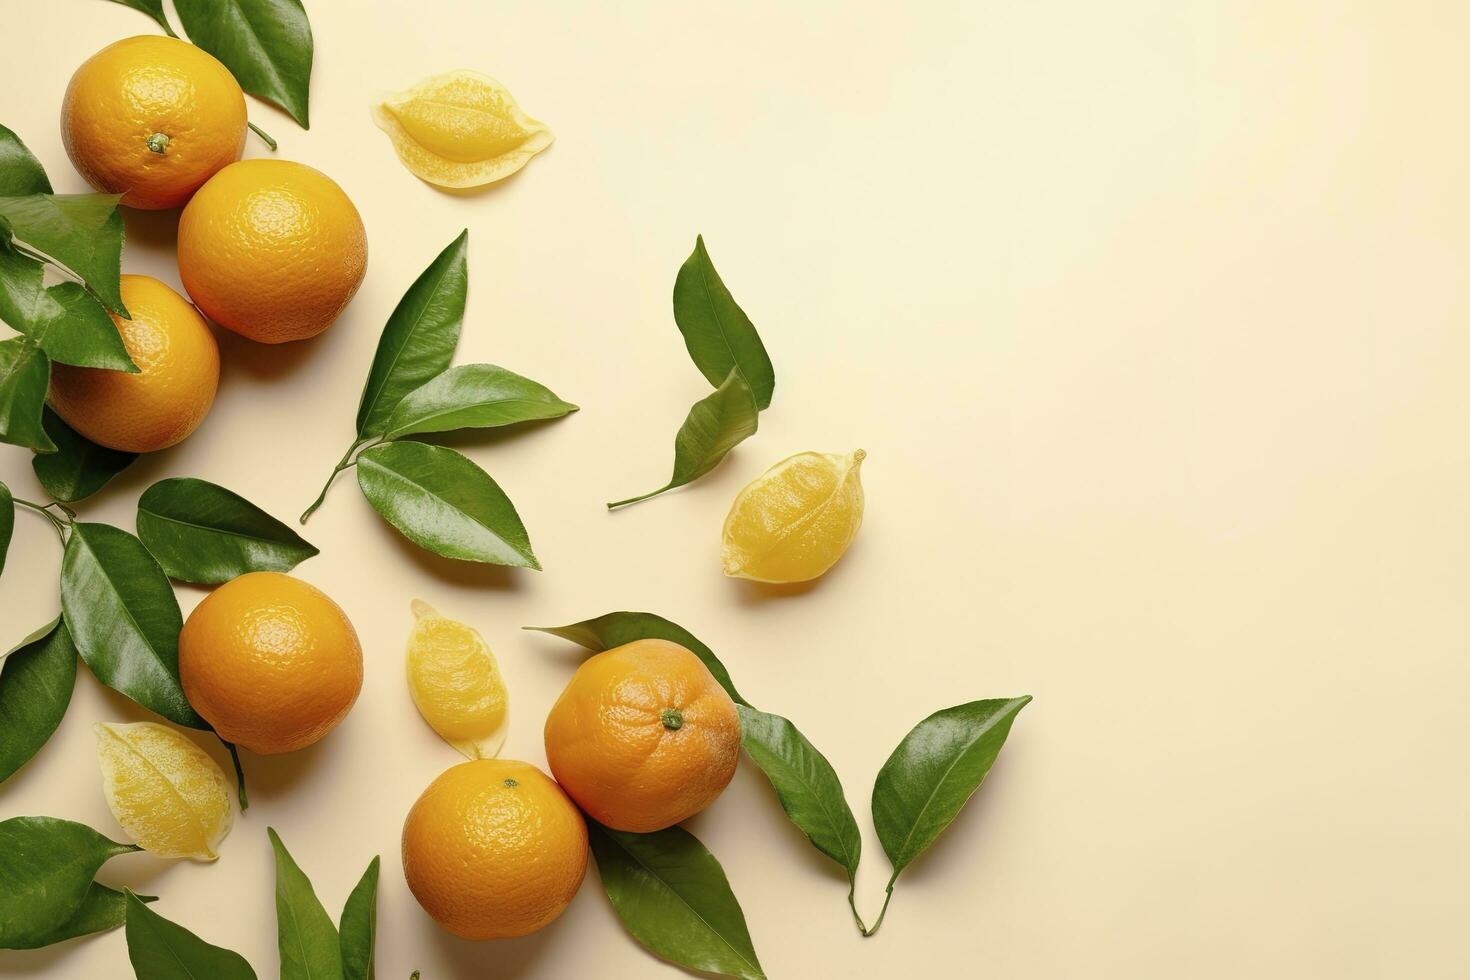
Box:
[177, 159, 367, 344]
[61, 35, 246, 210]
[403, 759, 587, 940]
[544, 639, 741, 833]
[48, 274, 219, 452]
[179, 572, 362, 755]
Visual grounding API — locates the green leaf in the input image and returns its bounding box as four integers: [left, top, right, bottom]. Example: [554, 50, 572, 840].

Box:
[0, 194, 126, 315]
[0, 124, 52, 196]
[0, 240, 46, 330]
[0, 816, 138, 949]
[0, 337, 54, 452]
[0, 619, 78, 785]
[61, 522, 202, 729]
[105, 0, 179, 36]
[137, 477, 319, 585]
[125, 890, 256, 979]
[673, 236, 775, 410]
[339, 856, 379, 980]
[356, 441, 539, 569]
[607, 367, 758, 508]
[872, 696, 1032, 883]
[382, 364, 577, 440]
[355, 231, 468, 439]
[525, 611, 746, 706]
[588, 822, 765, 980]
[32, 407, 137, 502]
[35, 883, 155, 948]
[173, 0, 313, 127]
[736, 704, 861, 885]
[0, 479, 10, 577]
[23, 282, 136, 371]
[269, 827, 343, 980]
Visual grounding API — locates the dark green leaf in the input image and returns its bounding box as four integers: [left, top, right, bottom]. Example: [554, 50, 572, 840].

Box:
[105, 0, 179, 36]
[34, 883, 154, 948]
[0, 619, 78, 784]
[0, 337, 54, 452]
[61, 522, 202, 728]
[32, 407, 137, 502]
[0, 479, 10, 577]
[525, 611, 746, 706]
[23, 282, 136, 371]
[736, 704, 861, 884]
[0, 194, 126, 315]
[607, 368, 758, 508]
[356, 441, 539, 569]
[0, 241, 46, 329]
[269, 827, 343, 980]
[0, 125, 52, 196]
[673, 236, 774, 410]
[872, 696, 1032, 880]
[339, 856, 379, 980]
[125, 890, 256, 979]
[0, 816, 138, 949]
[382, 363, 577, 440]
[173, 0, 313, 127]
[137, 477, 318, 585]
[589, 822, 765, 980]
[355, 231, 467, 438]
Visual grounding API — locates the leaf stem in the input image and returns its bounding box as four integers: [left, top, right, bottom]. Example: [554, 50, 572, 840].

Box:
[13, 497, 71, 543]
[224, 741, 248, 811]
[247, 121, 278, 151]
[300, 441, 363, 524]
[859, 874, 899, 937]
[846, 877, 869, 934]
[606, 484, 672, 510]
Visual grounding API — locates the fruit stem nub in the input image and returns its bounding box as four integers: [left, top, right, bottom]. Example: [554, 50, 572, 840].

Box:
[146, 132, 170, 154]
[660, 707, 685, 731]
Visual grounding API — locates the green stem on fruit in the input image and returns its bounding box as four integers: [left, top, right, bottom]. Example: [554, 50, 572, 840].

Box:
[300, 441, 364, 524]
[224, 741, 248, 811]
[247, 121, 277, 152]
[145, 132, 170, 154]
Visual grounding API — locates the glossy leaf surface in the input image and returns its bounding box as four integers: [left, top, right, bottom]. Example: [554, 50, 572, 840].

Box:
[137, 477, 318, 584]
[61, 522, 201, 729]
[357, 441, 539, 569]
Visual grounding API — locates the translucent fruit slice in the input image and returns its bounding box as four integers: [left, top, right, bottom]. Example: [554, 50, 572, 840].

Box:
[94, 721, 233, 861]
[406, 600, 509, 758]
[371, 70, 554, 189]
[721, 449, 867, 583]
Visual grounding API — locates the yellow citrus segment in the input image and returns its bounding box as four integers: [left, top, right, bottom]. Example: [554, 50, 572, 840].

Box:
[721, 449, 867, 583]
[94, 721, 233, 861]
[407, 601, 509, 759]
[371, 70, 553, 188]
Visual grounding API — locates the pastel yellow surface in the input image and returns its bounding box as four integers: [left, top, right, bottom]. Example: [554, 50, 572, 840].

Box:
[371, 70, 553, 188]
[94, 722, 233, 861]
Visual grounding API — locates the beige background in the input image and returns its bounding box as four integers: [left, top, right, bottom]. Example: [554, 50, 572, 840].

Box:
[2, 0, 1466, 977]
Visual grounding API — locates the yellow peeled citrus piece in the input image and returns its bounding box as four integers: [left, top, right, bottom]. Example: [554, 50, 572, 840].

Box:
[407, 600, 509, 758]
[371, 70, 553, 188]
[94, 721, 233, 861]
[721, 449, 867, 583]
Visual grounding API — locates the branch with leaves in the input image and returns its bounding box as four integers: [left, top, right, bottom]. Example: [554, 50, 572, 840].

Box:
[608, 236, 776, 508]
[299, 230, 577, 570]
[528, 611, 1031, 976]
